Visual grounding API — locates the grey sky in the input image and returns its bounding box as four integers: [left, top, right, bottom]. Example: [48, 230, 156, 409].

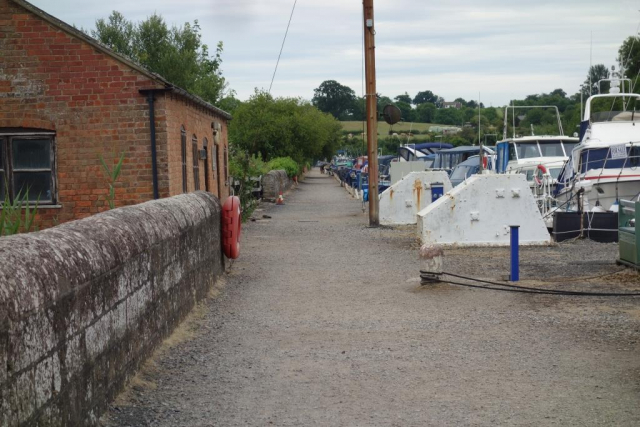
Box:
[30, 0, 640, 106]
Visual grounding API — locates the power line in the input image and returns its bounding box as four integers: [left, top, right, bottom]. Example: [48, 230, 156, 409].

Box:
[269, 0, 298, 94]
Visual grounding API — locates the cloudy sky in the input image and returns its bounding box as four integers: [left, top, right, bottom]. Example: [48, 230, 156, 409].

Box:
[31, 0, 639, 106]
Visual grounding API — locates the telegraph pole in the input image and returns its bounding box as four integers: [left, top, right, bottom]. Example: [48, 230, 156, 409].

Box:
[478, 92, 484, 173]
[363, 0, 379, 227]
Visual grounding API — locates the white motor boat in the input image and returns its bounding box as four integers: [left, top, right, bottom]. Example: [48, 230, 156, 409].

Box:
[555, 92, 640, 211]
[495, 105, 578, 191]
[494, 105, 579, 225]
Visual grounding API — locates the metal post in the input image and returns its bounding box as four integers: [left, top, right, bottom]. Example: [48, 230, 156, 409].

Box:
[510, 225, 520, 282]
[363, 0, 379, 227]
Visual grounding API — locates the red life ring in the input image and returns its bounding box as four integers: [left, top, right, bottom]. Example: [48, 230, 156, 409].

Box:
[222, 196, 241, 259]
[534, 164, 548, 186]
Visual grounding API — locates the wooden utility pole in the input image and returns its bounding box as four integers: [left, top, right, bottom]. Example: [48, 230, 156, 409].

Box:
[478, 92, 484, 174]
[363, 0, 379, 227]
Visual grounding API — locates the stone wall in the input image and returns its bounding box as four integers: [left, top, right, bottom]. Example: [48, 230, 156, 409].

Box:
[0, 192, 225, 426]
[262, 170, 293, 202]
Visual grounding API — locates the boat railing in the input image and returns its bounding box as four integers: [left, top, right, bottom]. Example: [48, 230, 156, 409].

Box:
[502, 105, 564, 139]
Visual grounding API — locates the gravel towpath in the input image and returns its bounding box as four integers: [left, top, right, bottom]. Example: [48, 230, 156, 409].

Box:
[104, 170, 640, 426]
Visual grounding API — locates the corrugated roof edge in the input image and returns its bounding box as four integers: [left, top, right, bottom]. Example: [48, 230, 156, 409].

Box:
[10, 0, 232, 121]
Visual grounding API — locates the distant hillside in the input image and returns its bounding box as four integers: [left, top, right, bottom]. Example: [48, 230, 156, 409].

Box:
[341, 121, 448, 135]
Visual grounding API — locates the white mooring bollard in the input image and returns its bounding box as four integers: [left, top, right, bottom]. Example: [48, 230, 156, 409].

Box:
[419, 244, 443, 284]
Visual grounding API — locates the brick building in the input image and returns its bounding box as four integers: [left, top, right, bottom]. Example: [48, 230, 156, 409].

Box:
[0, 0, 231, 229]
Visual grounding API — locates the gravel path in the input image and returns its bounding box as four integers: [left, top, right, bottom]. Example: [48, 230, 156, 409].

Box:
[104, 170, 640, 426]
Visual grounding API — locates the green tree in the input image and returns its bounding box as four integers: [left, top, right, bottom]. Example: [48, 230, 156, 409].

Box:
[434, 108, 463, 126]
[394, 92, 412, 104]
[415, 102, 436, 123]
[377, 95, 394, 112]
[92, 11, 135, 57]
[92, 11, 229, 105]
[413, 90, 438, 105]
[312, 80, 357, 120]
[395, 101, 414, 122]
[618, 36, 640, 82]
[583, 64, 610, 96]
[230, 90, 342, 165]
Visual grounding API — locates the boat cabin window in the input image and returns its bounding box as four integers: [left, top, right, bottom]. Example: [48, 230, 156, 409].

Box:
[563, 142, 577, 156]
[451, 164, 477, 181]
[589, 97, 640, 123]
[515, 142, 541, 159]
[549, 168, 562, 179]
[508, 144, 517, 161]
[579, 146, 640, 172]
[538, 142, 564, 157]
[398, 148, 411, 162]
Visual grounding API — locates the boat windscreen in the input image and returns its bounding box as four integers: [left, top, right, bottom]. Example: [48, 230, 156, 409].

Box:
[590, 111, 640, 122]
[549, 168, 562, 179]
[515, 142, 540, 159]
[398, 148, 411, 162]
[563, 142, 577, 155]
[538, 142, 564, 157]
[589, 97, 640, 123]
[450, 164, 475, 181]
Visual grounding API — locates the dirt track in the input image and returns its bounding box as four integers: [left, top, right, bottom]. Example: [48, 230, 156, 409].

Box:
[104, 169, 640, 426]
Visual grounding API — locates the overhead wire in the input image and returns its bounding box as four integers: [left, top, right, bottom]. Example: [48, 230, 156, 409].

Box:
[269, 0, 298, 94]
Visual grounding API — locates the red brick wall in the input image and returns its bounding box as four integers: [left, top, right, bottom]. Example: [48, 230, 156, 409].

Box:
[163, 93, 229, 200]
[0, 0, 229, 229]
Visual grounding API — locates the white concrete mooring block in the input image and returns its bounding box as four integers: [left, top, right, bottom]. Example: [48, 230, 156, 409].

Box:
[416, 174, 551, 247]
[379, 171, 452, 226]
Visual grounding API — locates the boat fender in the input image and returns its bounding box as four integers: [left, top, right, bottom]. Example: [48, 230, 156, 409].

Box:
[534, 164, 548, 186]
[222, 196, 241, 259]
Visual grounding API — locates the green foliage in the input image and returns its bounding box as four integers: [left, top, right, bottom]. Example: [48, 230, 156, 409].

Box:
[394, 92, 412, 104]
[415, 102, 436, 123]
[229, 90, 342, 166]
[413, 90, 439, 105]
[229, 148, 267, 222]
[619, 36, 640, 87]
[434, 108, 463, 126]
[267, 157, 300, 178]
[92, 12, 229, 105]
[99, 152, 125, 210]
[312, 80, 358, 120]
[1, 186, 38, 236]
[582, 64, 610, 96]
[395, 101, 415, 122]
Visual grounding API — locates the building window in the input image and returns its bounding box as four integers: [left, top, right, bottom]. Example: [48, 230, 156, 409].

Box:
[211, 142, 217, 173]
[192, 135, 200, 191]
[223, 146, 229, 186]
[181, 127, 187, 193]
[0, 131, 56, 204]
[202, 138, 210, 192]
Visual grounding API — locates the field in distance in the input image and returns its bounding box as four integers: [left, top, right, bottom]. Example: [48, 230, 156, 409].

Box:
[341, 121, 446, 135]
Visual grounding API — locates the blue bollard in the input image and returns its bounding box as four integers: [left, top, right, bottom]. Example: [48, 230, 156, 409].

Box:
[510, 225, 520, 282]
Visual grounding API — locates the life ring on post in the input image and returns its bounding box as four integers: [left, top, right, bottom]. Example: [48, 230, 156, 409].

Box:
[222, 196, 241, 259]
[534, 164, 548, 186]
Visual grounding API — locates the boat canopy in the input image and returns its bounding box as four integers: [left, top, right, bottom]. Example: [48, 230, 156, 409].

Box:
[398, 142, 453, 161]
[433, 145, 494, 170]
